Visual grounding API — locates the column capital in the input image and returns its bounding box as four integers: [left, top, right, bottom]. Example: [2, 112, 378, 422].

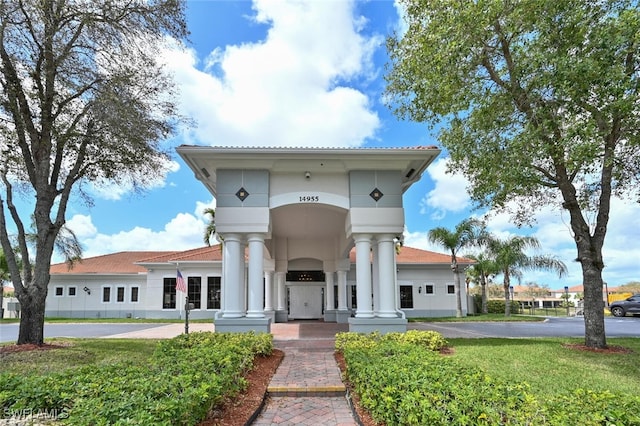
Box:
[375, 233, 396, 243]
[336, 258, 351, 272]
[353, 233, 372, 243]
[247, 233, 266, 242]
[219, 233, 243, 243]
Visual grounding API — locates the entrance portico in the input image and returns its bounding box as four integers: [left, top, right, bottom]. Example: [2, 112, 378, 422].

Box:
[177, 146, 440, 333]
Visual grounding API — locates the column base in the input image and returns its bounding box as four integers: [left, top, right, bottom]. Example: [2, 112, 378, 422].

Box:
[264, 309, 276, 323]
[324, 309, 337, 322]
[335, 310, 351, 324]
[214, 317, 271, 333]
[348, 317, 407, 334]
[275, 309, 288, 323]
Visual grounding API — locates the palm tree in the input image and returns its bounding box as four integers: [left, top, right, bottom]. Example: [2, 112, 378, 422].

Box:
[428, 218, 484, 317]
[465, 252, 499, 314]
[487, 235, 567, 316]
[203, 208, 217, 246]
[26, 220, 82, 270]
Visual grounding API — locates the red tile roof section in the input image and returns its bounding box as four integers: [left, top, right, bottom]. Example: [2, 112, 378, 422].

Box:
[139, 245, 224, 263]
[49, 251, 171, 274]
[349, 245, 473, 264]
[50, 245, 470, 274]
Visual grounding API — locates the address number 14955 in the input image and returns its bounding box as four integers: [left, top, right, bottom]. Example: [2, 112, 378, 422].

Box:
[299, 195, 319, 202]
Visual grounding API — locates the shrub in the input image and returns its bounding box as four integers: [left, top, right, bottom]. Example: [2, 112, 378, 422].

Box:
[336, 330, 448, 353]
[339, 336, 640, 426]
[0, 332, 273, 425]
[487, 299, 521, 314]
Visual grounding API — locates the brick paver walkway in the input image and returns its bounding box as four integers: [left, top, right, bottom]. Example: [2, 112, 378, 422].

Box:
[252, 322, 358, 425]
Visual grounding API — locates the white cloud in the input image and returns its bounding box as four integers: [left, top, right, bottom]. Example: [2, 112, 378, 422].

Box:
[420, 158, 471, 219]
[65, 214, 97, 239]
[392, 0, 409, 37]
[407, 195, 640, 289]
[479, 197, 640, 287]
[163, 0, 381, 148]
[62, 201, 217, 260]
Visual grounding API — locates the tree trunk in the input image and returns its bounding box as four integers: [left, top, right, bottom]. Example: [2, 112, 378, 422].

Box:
[454, 269, 463, 318]
[503, 283, 511, 316]
[481, 279, 488, 314]
[581, 258, 607, 349]
[17, 289, 47, 345]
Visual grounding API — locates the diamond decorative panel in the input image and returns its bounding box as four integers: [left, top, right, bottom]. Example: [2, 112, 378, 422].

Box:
[369, 188, 384, 202]
[236, 187, 250, 201]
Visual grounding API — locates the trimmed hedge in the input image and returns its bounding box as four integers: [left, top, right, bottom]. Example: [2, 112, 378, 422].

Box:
[337, 331, 640, 426]
[0, 332, 272, 425]
[486, 299, 521, 314]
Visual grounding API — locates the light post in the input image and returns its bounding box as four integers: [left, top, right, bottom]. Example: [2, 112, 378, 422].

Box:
[184, 296, 194, 334]
[564, 286, 569, 316]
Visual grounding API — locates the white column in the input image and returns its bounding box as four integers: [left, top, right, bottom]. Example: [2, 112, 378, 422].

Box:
[354, 234, 374, 318]
[246, 234, 265, 318]
[337, 270, 348, 311]
[264, 271, 274, 312]
[325, 271, 335, 310]
[222, 234, 244, 318]
[239, 239, 246, 312]
[371, 241, 380, 315]
[276, 271, 286, 311]
[377, 234, 397, 318]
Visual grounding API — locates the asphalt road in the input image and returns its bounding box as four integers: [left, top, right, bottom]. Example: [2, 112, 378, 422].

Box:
[0, 317, 638, 344]
[409, 316, 640, 338]
[0, 323, 168, 343]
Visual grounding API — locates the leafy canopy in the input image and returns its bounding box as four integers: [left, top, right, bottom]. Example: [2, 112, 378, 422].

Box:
[386, 0, 640, 223]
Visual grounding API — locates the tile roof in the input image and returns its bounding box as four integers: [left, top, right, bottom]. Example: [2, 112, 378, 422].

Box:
[49, 251, 172, 274]
[553, 284, 625, 293]
[50, 245, 470, 275]
[137, 245, 224, 263]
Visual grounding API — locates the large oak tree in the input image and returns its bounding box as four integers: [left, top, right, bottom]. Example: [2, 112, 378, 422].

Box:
[0, 0, 188, 344]
[386, 0, 639, 348]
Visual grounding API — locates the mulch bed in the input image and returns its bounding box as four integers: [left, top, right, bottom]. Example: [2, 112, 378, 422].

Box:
[198, 349, 284, 426]
[0, 343, 69, 355]
[562, 343, 633, 354]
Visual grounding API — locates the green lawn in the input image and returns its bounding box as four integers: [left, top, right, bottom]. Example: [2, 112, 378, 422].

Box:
[1, 338, 159, 375]
[449, 337, 640, 395]
[0, 317, 212, 324]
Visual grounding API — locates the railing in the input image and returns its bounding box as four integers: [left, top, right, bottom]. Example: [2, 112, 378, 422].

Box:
[520, 306, 583, 317]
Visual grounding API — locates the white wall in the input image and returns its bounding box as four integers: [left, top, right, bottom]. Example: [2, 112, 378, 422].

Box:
[398, 266, 467, 317]
[46, 274, 147, 319]
[145, 264, 223, 320]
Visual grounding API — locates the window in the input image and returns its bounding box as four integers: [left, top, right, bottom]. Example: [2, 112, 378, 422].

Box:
[131, 287, 139, 303]
[102, 287, 111, 303]
[425, 284, 434, 294]
[68, 286, 76, 296]
[207, 277, 221, 309]
[400, 285, 413, 309]
[163, 278, 176, 309]
[55, 287, 63, 296]
[116, 286, 125, 303]
[188, 276, 201, 309]
[447, 285, 455, 294]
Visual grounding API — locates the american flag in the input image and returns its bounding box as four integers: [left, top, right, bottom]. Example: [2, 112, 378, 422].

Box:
[176, 269, 187, 293]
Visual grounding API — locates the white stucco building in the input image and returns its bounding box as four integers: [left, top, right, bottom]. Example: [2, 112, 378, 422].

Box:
[46, 146, 473, 332]
[46, 245, 472, 323]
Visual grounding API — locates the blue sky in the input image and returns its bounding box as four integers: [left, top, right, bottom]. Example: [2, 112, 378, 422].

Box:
[57, 0, 638, 290]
